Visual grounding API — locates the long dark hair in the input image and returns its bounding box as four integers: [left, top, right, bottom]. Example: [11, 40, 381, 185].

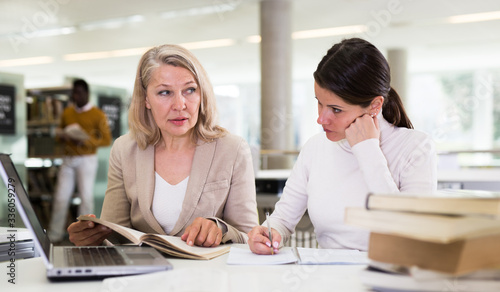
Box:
[313, 38, 413, 129]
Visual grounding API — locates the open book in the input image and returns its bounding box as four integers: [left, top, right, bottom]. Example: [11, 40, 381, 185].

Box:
[77, 216, 231, 260]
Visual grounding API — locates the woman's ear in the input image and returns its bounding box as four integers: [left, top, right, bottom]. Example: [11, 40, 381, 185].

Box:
[145, 97, 151, 109]
[370, 96, 384, 116]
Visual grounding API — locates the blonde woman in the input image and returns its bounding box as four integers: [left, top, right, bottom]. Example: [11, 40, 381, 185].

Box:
[68, 44, 258, 247]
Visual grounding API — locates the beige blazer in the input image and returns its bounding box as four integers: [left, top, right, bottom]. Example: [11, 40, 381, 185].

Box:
[100, 133, 258, 243]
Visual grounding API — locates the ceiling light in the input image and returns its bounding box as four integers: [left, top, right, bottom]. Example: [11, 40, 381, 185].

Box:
[446, 11, 500, 24]
[36, 26, 77, 38]
[292, 25, 368, 39]
[246, 35, 261, 43]
[179, 39, 236, 50]
[64, 51, 112, 61]
[0, 56, 54, 67]
[245, 25, 367, 44]
[160, 4, 237, 19]
[63, 47, 150, 61]
[112, 47, 150, 57]
[63, 39, 234, 62]
[0, 26, 76, 41]
[79, 15, 145, 31]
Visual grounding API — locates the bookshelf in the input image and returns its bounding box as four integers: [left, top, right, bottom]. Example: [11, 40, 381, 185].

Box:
[25, 86, 72, 229]
[26, 86, 71, 158]
[0, 72, 26, 226]
[23, 84, 127, 229]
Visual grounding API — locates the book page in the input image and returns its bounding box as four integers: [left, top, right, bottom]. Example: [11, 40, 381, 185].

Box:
[226, 246, 298, 265]
[77, 215, 145, 245]
[297, 248, 369, 265]
[143, 234, 231, 258]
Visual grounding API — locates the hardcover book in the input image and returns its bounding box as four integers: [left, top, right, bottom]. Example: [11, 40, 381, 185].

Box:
[344, 207, 500, 243]
[365, 189, 500, 217]
[359, 265, 500, 292]
[77, 216, 231, 260]
[368, 232, 500, 275]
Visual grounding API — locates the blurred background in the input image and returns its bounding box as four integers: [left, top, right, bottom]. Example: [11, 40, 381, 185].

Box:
[1, 0, 500, 228]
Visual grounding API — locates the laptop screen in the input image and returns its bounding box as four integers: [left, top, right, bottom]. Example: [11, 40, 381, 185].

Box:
[0, 153, 51, 266]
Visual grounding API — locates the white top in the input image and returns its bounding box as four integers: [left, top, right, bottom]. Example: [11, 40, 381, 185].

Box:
[152, 173, 189, 234]
[269, 116, 438, 251]
[74, 102, 92, 113]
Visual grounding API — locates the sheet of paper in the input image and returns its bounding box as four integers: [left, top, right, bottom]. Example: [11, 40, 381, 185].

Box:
[226, 246, 297, 265]
[297, 248, 369, 265]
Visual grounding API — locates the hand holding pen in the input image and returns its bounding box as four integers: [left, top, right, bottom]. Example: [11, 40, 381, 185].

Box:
[247, 212, 281, 255]
[266, 212, 274, 255]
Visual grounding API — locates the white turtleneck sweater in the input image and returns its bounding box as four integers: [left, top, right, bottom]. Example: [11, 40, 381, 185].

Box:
[269, 116, 437, 251]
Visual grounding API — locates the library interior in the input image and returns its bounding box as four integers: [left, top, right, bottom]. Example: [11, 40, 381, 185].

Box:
[1, 0, 500, 291]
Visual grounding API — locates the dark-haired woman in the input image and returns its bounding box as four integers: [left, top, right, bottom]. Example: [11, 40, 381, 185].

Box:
[248, 38, 437, 254]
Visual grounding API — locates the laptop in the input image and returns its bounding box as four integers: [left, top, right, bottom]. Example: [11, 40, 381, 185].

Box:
[0, 153, 172, 281]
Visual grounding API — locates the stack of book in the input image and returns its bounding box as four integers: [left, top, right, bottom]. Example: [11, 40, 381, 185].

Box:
[345, 189, 500, 291]
[0, 227, 35, 262]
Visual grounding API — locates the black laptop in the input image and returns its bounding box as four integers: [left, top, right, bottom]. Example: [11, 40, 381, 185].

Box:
[0, 153, 172, 281]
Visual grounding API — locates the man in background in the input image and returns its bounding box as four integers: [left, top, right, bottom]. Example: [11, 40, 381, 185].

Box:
[48, 79, 112, 243]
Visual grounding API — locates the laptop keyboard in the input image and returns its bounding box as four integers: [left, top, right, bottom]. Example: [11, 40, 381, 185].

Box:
[66, 247, 126, 266]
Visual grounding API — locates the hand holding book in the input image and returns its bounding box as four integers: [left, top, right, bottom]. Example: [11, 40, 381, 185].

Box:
[67, 214, 113, 246]
[63, 123, 90, 141]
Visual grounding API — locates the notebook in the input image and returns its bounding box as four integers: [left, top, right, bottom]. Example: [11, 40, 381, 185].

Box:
[0, 153, 172, 281]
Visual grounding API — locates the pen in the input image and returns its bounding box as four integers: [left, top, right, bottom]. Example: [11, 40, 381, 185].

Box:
[265, 212, 274, 255]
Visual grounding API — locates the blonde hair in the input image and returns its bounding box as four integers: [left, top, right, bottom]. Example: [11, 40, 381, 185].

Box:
[128, 44, 227, 149]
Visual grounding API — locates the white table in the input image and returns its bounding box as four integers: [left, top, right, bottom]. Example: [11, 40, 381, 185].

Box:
[1, 248, 373, 292]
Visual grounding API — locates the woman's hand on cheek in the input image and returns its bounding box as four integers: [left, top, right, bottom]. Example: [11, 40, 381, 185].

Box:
[345, 114, 380, 147]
